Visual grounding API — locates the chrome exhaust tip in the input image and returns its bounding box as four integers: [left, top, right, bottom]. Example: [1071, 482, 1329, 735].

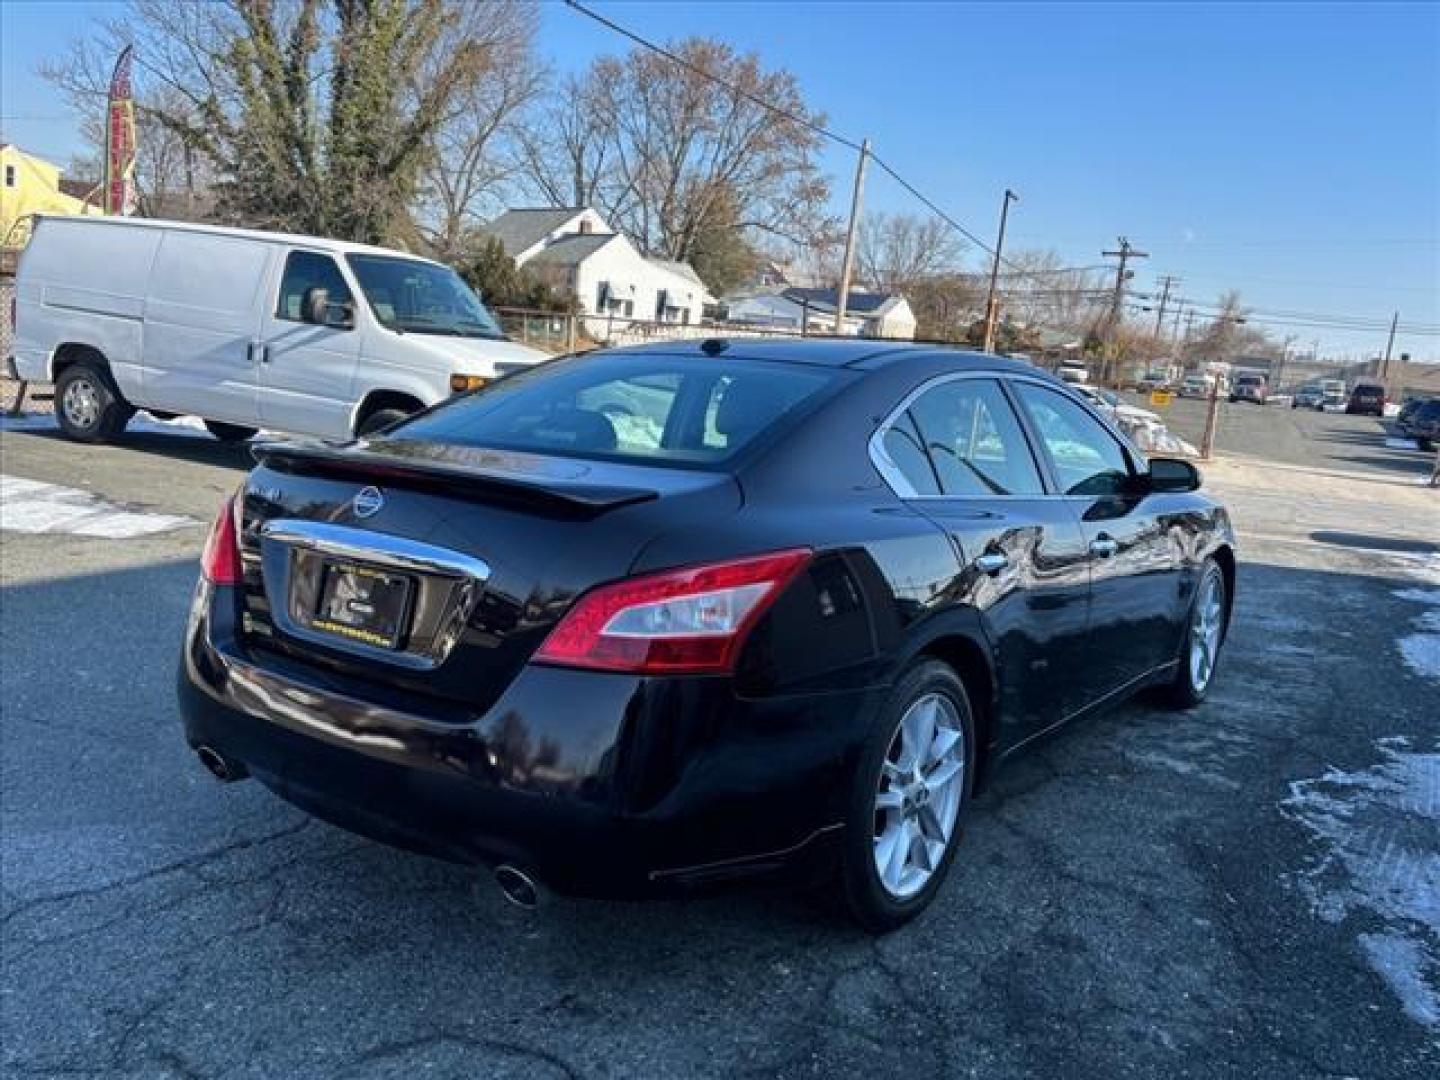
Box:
[196, 746, 247, 783]
[494, 864, 541, 910]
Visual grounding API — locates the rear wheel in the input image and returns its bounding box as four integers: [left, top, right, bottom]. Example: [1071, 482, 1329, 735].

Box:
[204, 420, 258, 443]
[55, 360, 133, 443]
[1165, 559, 1227, 709]
[839, 659, 975, 932]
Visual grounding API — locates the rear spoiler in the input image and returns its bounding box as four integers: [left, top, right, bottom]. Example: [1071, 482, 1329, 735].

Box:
[252, 440, 658, 516]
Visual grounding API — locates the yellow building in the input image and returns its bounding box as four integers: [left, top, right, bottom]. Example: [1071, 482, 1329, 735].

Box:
[1, 143, 102, 250]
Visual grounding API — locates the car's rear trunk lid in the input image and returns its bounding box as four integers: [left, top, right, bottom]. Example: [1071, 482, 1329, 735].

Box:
[236, 438, 738, 714]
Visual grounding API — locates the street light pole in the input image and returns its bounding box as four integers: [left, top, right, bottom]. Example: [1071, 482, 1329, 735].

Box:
[982, 189, 1018, 353]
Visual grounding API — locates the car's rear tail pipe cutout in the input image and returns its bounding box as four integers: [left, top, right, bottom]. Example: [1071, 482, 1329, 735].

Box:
[196, 746, 249, 783]
[494, 864, 543, 910]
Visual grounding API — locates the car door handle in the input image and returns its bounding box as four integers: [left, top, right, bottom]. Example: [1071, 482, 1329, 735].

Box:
[249, 341, 269, 365]
[974, 552, 1009, 575]
[1089, 537, 1119, 558]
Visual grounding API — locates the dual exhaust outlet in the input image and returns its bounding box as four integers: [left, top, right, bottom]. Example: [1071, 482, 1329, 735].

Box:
[196, 746, 544, 911]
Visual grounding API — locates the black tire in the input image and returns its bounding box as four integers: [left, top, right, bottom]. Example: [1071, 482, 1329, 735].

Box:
[54, 360, 133, 443]
[838, 659, 976, 933]
[1164, 559, 1228, 709]
[204, 420, 258, 443]
[356, 407, 412, 437]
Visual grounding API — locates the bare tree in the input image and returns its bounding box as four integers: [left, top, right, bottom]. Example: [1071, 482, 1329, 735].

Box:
[415, 0, 542, 260]
[43, 1, 540, 245]
[994, 249, 1110, 334]
[516, 37, 836, 281]
[856, 212, 965, 294]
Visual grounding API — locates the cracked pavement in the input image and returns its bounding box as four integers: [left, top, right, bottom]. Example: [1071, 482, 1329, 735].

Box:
[3, 413, 1438, 1078]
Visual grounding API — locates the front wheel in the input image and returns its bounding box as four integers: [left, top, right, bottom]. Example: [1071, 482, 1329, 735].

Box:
[1164, 559, 1228, 709]
[356, 408, 412, 437]
[55, 361, 133, 443]
[839, 660, 975, 932]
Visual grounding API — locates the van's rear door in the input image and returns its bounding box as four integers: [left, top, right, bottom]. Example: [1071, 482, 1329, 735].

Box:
[142, 228, 271, 424]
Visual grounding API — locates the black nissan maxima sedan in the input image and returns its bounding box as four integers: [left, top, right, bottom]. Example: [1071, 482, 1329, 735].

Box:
[178, 339, 1235, 930]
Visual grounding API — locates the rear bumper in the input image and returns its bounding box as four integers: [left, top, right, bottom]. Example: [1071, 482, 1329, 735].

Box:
[178, 583, 875, 896]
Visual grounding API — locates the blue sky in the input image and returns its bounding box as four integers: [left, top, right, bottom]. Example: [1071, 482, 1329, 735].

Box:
[4, 1, 1438, 360]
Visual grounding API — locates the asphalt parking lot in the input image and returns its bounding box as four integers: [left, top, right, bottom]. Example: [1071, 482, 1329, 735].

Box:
[3, 398, 1438, 1078]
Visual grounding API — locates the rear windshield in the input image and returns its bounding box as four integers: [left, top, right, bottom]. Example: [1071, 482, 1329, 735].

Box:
[390, 353, 839, 469]
[1353, 386, 1383, 398]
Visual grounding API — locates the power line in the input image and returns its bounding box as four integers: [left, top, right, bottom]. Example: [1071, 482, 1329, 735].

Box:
[562, 0, 1039, 271]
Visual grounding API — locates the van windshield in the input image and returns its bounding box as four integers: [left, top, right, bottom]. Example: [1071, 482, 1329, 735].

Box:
[346, 255, 505, 340]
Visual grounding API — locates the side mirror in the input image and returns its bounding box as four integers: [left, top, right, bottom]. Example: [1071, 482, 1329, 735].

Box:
[1147, 456, 1202, 493]
[302, 286, 329, 325]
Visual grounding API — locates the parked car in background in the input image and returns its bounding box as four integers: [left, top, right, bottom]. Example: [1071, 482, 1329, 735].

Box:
[1056, 362, 1090, 384]
[1396, 397, 1440, 450]
[1291, 385, 1324, 410]
[1136, 371, 1170, 393]
[1229, 374, 1268, 404]
[178, 339, 1236, 931]
[1320, 379, 1347, 409]
[1346, 383, 1387, 417]
[9, 215, 548, 444]
[1180, 374, 1216, 398]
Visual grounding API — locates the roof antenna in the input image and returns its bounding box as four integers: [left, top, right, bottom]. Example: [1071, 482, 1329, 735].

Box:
[700, 338, 729, 357]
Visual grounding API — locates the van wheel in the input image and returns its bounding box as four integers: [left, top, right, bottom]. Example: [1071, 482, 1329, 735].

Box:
[838, 659, 975, 932]
[356, 408, 411, 437]
[204, 421, 258, 443]
[55, 361, 133, 443]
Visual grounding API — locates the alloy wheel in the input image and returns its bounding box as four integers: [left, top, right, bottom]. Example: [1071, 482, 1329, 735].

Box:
[1189, 572, 1225, 692]
[61, 376, 101, 431]
[872, 692, 966, 899]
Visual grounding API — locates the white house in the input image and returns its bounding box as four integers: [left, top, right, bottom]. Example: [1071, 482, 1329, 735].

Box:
[483, 207, 713, 330]
[722, 286, 916, 340]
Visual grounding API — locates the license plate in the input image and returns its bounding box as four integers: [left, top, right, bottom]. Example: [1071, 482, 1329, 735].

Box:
[312, 562, 413, 650]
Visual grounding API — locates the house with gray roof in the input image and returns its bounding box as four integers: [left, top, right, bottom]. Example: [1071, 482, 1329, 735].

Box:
[482, 207, 713, 329]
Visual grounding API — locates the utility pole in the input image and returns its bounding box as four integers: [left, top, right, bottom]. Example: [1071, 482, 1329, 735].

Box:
[1153, 275, 1179, 337]
[1381, 310, 1399, 383]
[1101, 237, 1148, 385]
[982, 188, 1019, 353]
[834, 138, 871, 335]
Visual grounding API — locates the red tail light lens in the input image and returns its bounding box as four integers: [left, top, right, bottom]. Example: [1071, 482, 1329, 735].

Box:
[200, 494, 243, 586]
[534, 548, 813, 675]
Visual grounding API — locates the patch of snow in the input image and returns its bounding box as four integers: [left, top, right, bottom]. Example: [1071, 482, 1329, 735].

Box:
[1282, 740, 1440, 1033]
[1385, 437, 1422, 451]
[0, 474, 194, 537]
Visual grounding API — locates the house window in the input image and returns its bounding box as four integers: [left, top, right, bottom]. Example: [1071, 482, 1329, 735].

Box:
[578, 218, 593, 235]
[3, 165, 15, 188]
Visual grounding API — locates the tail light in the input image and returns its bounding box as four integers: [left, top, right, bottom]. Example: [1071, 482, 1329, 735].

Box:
[200, 493, 243, 586]
[535, 549, 813, 675]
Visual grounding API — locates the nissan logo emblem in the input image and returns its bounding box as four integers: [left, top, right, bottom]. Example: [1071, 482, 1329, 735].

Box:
[352, 486, 385, 518]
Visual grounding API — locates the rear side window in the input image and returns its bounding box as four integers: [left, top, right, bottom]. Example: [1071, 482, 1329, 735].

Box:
[391, 354, 836, 469]
[276, 251, 353, 322]
[874, 378, 1043, 497]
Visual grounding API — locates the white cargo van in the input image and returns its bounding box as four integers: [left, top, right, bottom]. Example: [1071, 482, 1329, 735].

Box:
[8, 215, 549, 443]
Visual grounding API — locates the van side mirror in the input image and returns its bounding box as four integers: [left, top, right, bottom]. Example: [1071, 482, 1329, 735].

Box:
[302, 287, 330, 325]
[301, 287, 352, 329]
[1147, 457, 1202, 493]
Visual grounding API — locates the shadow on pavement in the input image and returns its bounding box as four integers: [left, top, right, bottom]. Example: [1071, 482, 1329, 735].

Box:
[2, 556, 1437, 1078]
[5, 425, 258, 472]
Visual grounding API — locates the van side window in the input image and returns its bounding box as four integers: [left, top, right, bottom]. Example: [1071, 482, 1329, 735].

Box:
[276, 251, 353, 323]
